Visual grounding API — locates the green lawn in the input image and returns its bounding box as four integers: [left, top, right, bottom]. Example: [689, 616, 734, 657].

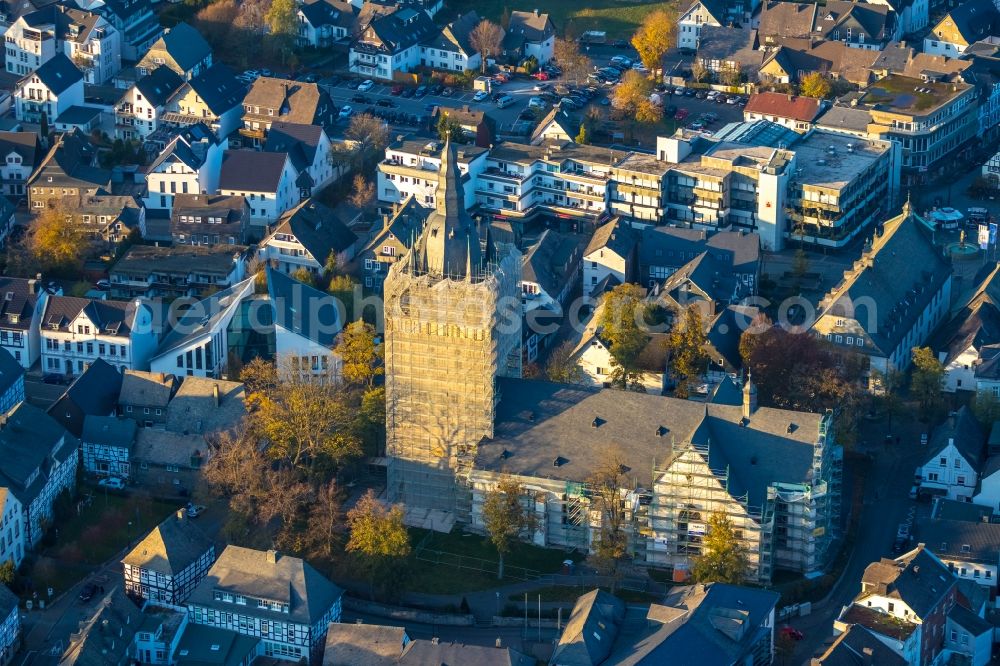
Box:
[23, 492, 180, 598]
[445, 0, 676, 39]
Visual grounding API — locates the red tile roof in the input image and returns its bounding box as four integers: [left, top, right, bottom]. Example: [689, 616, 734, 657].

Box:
[744, 91, 823, 122]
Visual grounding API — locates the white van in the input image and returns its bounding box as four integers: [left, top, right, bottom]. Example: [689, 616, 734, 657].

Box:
[496, 94, 515, 108]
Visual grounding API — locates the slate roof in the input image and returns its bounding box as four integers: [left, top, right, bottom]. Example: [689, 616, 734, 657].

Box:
[154, 280, 253, 361]
[931, 0, 1000, 47]
[706, 305, 760, 371]
[359, 8, 438, 55]
[219, 150, 290, 193]
[816, 206, 951, 357]
[948, 603, 992, 636]
[697, 25, 762, 67]
[22, 4, 103, 43]
[506, 9, 554, 44]
[188, 545, 343, 626]
[926, 406, 985, 468]
[174, 624, 260, 666]
[640, 227, 760, 276]
[0, 348, 23, 398]
[521, 229, 584, 299]
[164, 376, 245, 435]
[758, 1, 817, 41]
[0, 131, 38, 169]
[813, 1, 894, 43]
[30, 128, 111, 191]
[266, 267, 341, 347]
[0, 402, 75, 502]
[153, 22, 211, 73]
[28, 52, 82, 96]
[584, 218, 639, 259]
[659, 250, 736, 305]
[181, 63, 247, 117]
[119, 370, 177, 408]
[147, 123, 220, 173]
[41, 296, 140, 337]
[858, 545, 954, 619]
[931, 263, 1000, 365]
[814, 624, 907, 665]
[550, 589, 625, 666]
[916, 517, 1000, 564]
[398, 641, 533, 666]
[81, 415, 136, 449]
[263, 122, 326, 173]
[132, 65, 184, 108]
[270, 198, 358, 261]
[122, 508, 213, 575]
[424, 10, 479, 55]
[530, 107, 576, 144]
[59, 587, 139, 666]
[934, 498, 994, 521]
[243, 78, 334, 127]
[744, 92, 824, 123]
[477, 377, 823, 508]
[323, 624, 408, 665]
[299, 0, 355, 30]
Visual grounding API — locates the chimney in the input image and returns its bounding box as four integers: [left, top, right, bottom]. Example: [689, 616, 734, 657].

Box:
[266, 549, 279, 564]
[534, 8, 540, 16]
[743, 376, 758, 419]
[176, 507, 186, 521]
[213, 383, 219, 408]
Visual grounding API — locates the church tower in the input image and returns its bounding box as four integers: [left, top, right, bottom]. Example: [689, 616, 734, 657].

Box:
[382, 139, 522, 515]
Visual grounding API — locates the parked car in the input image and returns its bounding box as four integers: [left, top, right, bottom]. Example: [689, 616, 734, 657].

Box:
[780, 627, 804, 641]
[726, 95, 740, 105]
[260, 68, 273, 77]
[350, 94, 369, 103]
[528, 97, 546, 109]
[518, 109, 535, 121]
[908, 485, 919, 500]
[532, 70, 550, 81]
[684, 88, 696, 97]
[401, 87, 416, 98]
[415, 85, 428, 97]
[42, 373, 65, 385]
[357, 79, 375, 92]
[442, 87, 454, 96]
[375, 99, 396, 107]
[473, 90, 490, 102]
[347, 79, 361, 89]
[338, 105, 353, 119]
[390, 84, 404, 95]
[187, 503, 207, 518]
[674, 108, 689, 120]
[429, 83, 444, 95]
[534, 82, 550, 91]
[559, 98, 580, 109]
[79, 584, 97, 602]
[98, 477, 126, 490]
[299, 72, 318, 83]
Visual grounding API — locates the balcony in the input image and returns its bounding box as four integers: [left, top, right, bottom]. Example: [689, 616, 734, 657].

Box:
[616, 181, 661, 196]
[560, 168, 610, 185]
[239, 126, 265, 140]
[480, 167, 527, 183]
[693, 186, 725, 200]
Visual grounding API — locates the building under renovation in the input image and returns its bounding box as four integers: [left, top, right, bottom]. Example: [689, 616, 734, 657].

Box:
[383, 138, 522, 518]
[466, 377, 842, 582]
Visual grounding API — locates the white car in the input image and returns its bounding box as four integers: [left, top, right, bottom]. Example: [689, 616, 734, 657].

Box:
[338, 105, 353, 119]
[473, 90, 490, 102]
[98, 477, 125, 490]
[357, 79, 375, 92]
[528, 96, 546, 109]
[632, 61, 647, 71]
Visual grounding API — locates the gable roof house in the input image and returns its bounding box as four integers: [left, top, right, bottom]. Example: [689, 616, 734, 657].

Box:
[160, 62, 246, 140]
[916, 516, 1000, 591]
[743, 91, 826, 132]
[171, 193, 249, 247]
[4, 4, 121, 82]
[267, 268, 343, 384]
[916, 407, 985, 502]
[80, 414, 135, 479]
[0, 131, 39, 199]
[14, 52, 84, 124]
[58, 587, 139, 665]
[582, 217, 639, 296]
[932, 264, 1000, 393]
[28, 128, 111, 210]
[60, 192, 144, 247]
[420, 10, 483, 73]
[0, 276, 53, 370]
[835, 545, 965, 666]
[117, 369, 177, 427]
[142, 123, 226, 215]
[695, 25, 763, 76]
[296, 0, 356, 49]
[520, 229, 584, 363]
[348, 8, 439, 80]
[115, 65, 185, 140]
[123, 507, 215, 604]
[186, 546, 344, 664]
[436, 104, 496, 147]
[677, 0, 729, 51]
[260, 198, 358, 277]
[218, 150, 301, 227]
[46, 358, 123, 437]
[263, 121, 341, 196]
[137, 22, 212, 80]
[924, 0, 1000, 57]
[812, 202, 952, 381]
[239, 77, 336, 147]
[501, 9, 555, 65]
[0, 401, 79, 546]
[550, 589, 625, 666]
[529, 107, 576, 145]
[810, 0, 897, 50]
[357, 195, 428, 292]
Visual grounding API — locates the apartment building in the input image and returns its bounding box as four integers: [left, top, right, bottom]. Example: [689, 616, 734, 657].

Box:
[4, 4, 120, 83]
[171, 193, 248, 246]
[376, 137, 487, 210]
[239, 78, 335, 147]
[0, 492, 24, 570]
[0, 276, 52, 369]
[143, 123, 225, 214]
[348, 8, 438, 80]
[162, 63, 247, 139]
[95, 0, 160, 61]
[80, 414, 135, 479]
[39, 295, 159, 376]
[115, 66, 184, 140]
[109, 244, 248, 300]
[27, 129, 110, 210]
[259, 199, 357, 276]
[60, 193, 143, 246]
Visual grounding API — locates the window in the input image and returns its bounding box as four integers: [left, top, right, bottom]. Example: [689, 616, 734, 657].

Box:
[955, 459, 961, 468]
[940, 457, 947, 467]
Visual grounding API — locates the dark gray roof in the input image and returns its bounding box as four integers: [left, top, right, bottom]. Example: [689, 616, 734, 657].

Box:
[398, 640, 533, 666]
[551, 589, 625, 666]
[424, 10, 479, 55]
[156, 22, 212, 72]
[926, 407, 985, 469]
[933, 0, 1000, 46]
[48, 358, 124, 437]
[154, 280, 253, 360]
[859, 546, 955, 619]
[111, 243, 246, 278]
[263, 122, 325, 173]
[933, 498, 994, 522]
[584, 218, 638, 259]
[133, 66, 184, 108]
[359, 8, 438, 56]
[521, 229, 583, 299]
[0, 348, 24, 398]
[640, 227, 760, 276]
[917, 517, 1000, 564]
[815, 624, 907, 666]
[41, 295, 139, 337]
[816, 105, 874, 133]
[505, 9, 555, 44]
[219, 150, 289, 193]
[659, 250, 736, 305]
[299, 0, 355, 29]
[948, 603, 992, 636]
[147, 124, 221, 174]
[29, 53, 82, 95]
[0, 402, 77, 507]
[266, 267, 341, 347]
[696, 25, 762, 68]
[119, 370, 176, 408]
[706, 305, 760, 371]
[81, 415, 136, 449]
[931, 263, 1000, 365]
[183, 63, 246, 116]
[174, 624, 260, 666]
[477, 377, 823, 508]
[271, 198, 358, 261]
[188, 545, 342, 626]
[54, 105, 101, 126]
[0, 132, 38, 168]
[323, 624, 408, 665]
[0, 585, 16, 623]
[30, 128, 111, 192]
[122, 508, 213, 575]
[59, 587, 139, 666]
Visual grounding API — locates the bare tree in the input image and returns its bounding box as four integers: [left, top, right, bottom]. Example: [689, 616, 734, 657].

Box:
[348, 174, 375, 209]
[345, 113, 389, 168]
[304, 480, 345, 558]
[588, 448, 631, 591]
[553, 38, 591, 84]
[482, 476, 535, 579]
[470, 19, 504, 73]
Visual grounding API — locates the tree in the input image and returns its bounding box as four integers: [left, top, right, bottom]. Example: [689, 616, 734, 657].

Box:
[631, 8, 676, 77]
[545, 340, 583, 384]
[29, 202, 88, 271]
[973, 390, 1000, 424]
[612, 70, 653, 114]
[347, 174, 375, 209]
[336, 320, 382, 387]
[0, 560, 15, 587]
[599, 284, 651, 390]
[500, 6, 511, 30]
[635, 99, 664, 124]
[691, 61, 710, 83]
[291, 267, 315, 286]
[691, 514, 749, 584]
[800, 72, 832, 99]
[194, 0, 238, 51]
[238, 356, 279, 397]
[328, 274, 359, 319]
[303, 480, 344, 558]
[667, 305, 709, 398]
[469, 20, 504, 73]
[436, 112, 465, 143]
[574, 122, 591, 145]
[553, 38, 591, 83]
[346, 490, 411, 598]
[265, 0, 297, 37]
[738, 313, 771, 366]
[911, 347, 944, 413]
[345, 113, 389, 169]
[482, 476, 534, 579]
[588, 449, 630, 591]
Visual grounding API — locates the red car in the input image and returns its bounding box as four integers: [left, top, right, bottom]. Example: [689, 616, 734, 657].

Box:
[532, 71, 550, 81]
[780, 626, 804, 641]
[674, 108, 689, 121]
[390, 84, 404, 96]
